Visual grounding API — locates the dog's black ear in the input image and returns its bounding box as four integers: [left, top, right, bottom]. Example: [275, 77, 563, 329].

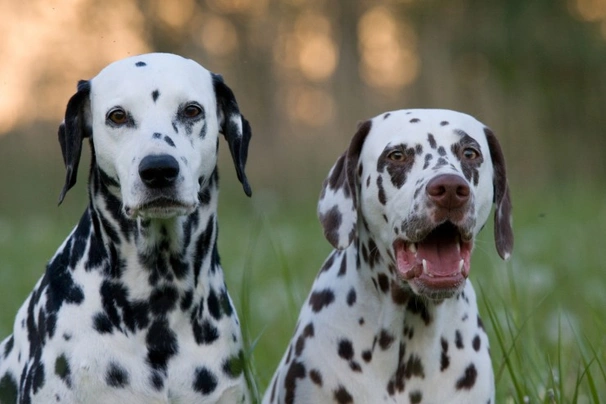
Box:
[58, 80, 92, 205]
[317, 120, 372, 249]
[212, 73, 252, 197]
[484, 128, 513, 260]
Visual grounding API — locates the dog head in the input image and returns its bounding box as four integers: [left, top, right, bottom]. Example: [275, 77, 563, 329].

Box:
[318, 109, 513, 299]
[57, 53, 251, 219]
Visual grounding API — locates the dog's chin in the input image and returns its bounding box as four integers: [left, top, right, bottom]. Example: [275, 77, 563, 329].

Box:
[393, 221, 473, 300]
[124, 198, 197, 220]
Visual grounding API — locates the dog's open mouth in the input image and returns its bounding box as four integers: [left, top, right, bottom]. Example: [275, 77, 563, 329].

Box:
[125, 197, 195, 219]
[393, 222, 473, 291]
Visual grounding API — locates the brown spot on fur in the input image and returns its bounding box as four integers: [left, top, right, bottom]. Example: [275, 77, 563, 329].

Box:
[378, 329, 394, 350]
[309, 289, 335, 313]
[319, 205, 342, 248]
[376, 176, 386, 205]
[334, 385, 354, 403]
[284, 360, 306, 404]
[309, 369, 323, 386]
[390, 281, 410, 305]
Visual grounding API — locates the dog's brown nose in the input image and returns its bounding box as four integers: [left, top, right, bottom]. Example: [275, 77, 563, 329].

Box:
[426, 174, 470, 209]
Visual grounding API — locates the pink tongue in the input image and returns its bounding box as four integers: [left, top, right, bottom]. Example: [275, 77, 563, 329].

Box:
[416, 236, 461, 277]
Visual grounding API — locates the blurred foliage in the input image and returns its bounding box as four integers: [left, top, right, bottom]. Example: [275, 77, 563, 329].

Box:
[1, 0, 606, 188]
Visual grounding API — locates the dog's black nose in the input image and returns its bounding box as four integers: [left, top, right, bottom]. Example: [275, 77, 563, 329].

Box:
[139, 155, 180, 188]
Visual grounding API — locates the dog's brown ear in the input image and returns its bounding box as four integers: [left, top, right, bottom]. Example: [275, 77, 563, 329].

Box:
[212, 73, 252, 197]
[484, 128, 513, 260]
[317, 120, 372, 249]
[58, 80, 92, 205]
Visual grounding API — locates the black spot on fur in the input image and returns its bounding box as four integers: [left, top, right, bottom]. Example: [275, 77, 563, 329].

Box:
[152, 89, 160, 102]
[455, 330, 464, 349]
[309, 289, 335, 313]
[337, 254, 347, 277]
[149, 370, 164, 391]
[320, 252, 336, 273]
[207, 288, 223, 320]
[153, 132, 162, 139]
[440, 121, 449, 126]
[377, 273, 389, 293]
[193, 318, 219, 345]
[135, 61, 147, 67]
[473, 335, 481, 351]
[93, 312, 114, 334]
[54, 354, 72, 388]
[284, 360, 306, 404]
[440, 337, 450, 371]
[383, 112, 391, 119]
[163, 136, 176, 148]
[423, 153, 433, 169]
[193, 367, 217, 395]
[410, 118, 420, 123]
[455, 363, 477, 390]
[149, 285, 179, 316]
[346, 288, 356, 306]
[427, 133, 437, 149]
[146, 319, 178, 372]
[106, 362, 129, 388]
[3, 336, 13, 358]
[338, 339, 354, 360]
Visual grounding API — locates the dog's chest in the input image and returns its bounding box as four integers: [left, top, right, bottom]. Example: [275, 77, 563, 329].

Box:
[24, 267, 245, 403]
[296, 262, 494, 403]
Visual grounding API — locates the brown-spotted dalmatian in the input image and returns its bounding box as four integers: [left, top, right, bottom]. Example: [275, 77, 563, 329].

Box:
[0, 53, 252, 403]
[264, 109, 513, 404]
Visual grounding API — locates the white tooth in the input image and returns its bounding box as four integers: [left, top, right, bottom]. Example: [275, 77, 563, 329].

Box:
[423, 259, 432, 277]
[409, 243, 417, 254]
[459, 259, 464, 273]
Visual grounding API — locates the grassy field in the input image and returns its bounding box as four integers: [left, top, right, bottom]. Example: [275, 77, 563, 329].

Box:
[0, 151, 604, 402]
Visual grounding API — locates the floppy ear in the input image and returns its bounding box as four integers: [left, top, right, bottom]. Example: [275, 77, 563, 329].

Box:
[317, 120, 372, 249]
[212, 73, 252, 197]
[484, 128, 513, 260]
[58, 80, 92, 205]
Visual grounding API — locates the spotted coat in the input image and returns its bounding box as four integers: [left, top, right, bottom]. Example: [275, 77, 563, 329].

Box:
[264, 109, 513, 404]
[0, 53, 252, 403]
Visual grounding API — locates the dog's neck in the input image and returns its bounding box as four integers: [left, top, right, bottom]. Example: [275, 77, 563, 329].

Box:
[83, 165, 223, 292]
[351, 224, 466, 332]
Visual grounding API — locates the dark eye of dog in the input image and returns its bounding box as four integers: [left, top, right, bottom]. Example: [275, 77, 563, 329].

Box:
[388, 150, 405, 162]
[107, 108, 128, 125]
[463, 147, 480, 160]
[183, 104, 202, 118]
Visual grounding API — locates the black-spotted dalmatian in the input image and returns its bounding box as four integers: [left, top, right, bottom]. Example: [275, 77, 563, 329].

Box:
[264, 109, 513, 404]
[0, 53, 253, 403]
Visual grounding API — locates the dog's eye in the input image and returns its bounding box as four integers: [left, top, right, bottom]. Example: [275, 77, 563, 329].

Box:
[107, 108, 128, 125]
[463, 147, 480, 160]
[388, 150, 406, 162]
[183, 104, 203, 119]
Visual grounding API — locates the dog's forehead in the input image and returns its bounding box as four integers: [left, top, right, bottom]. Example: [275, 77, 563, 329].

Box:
[90, 53, 214, 101]
[365, 109, 489, 154]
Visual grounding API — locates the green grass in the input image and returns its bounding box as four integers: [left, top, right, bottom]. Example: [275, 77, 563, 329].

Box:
[1, 180, 605, 402]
